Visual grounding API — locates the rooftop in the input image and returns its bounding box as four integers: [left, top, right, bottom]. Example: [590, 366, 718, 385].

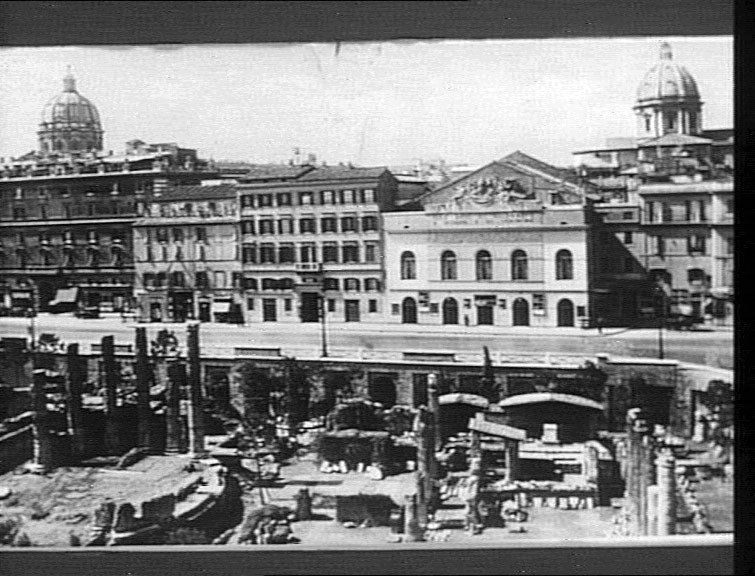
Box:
[297, 165, 389, 182]
[155, 184, 237, 200]
[237, 164, 315, 181]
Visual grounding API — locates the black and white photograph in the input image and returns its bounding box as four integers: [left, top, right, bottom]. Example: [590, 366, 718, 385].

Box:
[0, 2, 736, 574]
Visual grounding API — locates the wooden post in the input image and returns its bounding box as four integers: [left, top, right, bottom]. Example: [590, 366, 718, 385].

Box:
[65, 343, 85, 461]
[101, 336, 120, 455]
[656, 449, 677, 535]
[165, 360, 185, 454]
[186, 324, 206, 456]
[134, 327, 151, 449]
[504, 439, 519, 483]
[31, 368, 54, 471]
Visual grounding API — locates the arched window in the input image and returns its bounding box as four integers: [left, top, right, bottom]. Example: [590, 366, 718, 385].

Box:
[442, 297, 459, 325]
[441, 250, 457, 280]
[401, 251, 416, 280]
[511, 249, 528, 280]
[476, 250, 492, 281]
[402, 297, 417, 324]
[364, 278, 381, 292]
[555, 249, 573, 280]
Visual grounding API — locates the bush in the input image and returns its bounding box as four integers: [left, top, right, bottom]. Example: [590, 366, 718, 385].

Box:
[0, 516, 20, 545]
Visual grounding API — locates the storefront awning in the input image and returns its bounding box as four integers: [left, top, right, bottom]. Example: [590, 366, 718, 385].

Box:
[49, 287, 78, 306]
[211, 301, 231, 314]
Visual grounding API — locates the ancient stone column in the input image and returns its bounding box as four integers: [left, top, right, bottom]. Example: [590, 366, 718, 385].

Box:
[31, 368, 54, 471]
[403, 494, 423, 542]
[165, 360, 185, 454]
[134, 327, 151, 450]
[414, 406, 429, 528]
[186, 324, 206, 456]
[65, 343, 86, 461]
[427, 373, 441, 452]
[101, 335, 120, 455]
[504, 439, 519, 483]
[655, 449, 677, 535]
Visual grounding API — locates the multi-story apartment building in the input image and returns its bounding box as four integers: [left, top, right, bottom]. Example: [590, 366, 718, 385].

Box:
[0, 72, 214, 316]
[383, 151, 600, 328]
[236, 165, 399, 324]
[572, 41, 734, 326]
[132, 184, 240, 323]
[639, 179, 733, 325]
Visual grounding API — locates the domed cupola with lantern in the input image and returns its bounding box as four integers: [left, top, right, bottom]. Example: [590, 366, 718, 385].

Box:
[634, 42, 703, 140]
[37, 67, 104, 156]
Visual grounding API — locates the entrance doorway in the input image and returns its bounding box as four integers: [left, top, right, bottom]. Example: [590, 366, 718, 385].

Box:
[150, 302, 162, 322]
[345, 299, 360, 322]
[477, 304, 494, 325]
[198, 301, 211, 322]
[512, 298, 530, 326]
[300, 292, 320, 323]
[262, 298, 277, 322]
[557, 299, 575, 327]
[442, 298, 459, 325]
[402, 297, 417, 324]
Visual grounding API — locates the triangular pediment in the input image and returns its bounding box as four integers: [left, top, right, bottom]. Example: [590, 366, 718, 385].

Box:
[421, 152, 584, 213]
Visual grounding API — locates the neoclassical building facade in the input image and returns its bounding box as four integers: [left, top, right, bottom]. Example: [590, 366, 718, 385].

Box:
[383, 151, 600, 328]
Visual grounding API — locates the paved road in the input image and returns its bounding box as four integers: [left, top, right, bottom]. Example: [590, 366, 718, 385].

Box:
[0, 314, 733, 368]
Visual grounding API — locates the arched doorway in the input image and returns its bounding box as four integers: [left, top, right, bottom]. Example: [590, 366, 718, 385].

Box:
[512, 298, 529, 326]
[402, 297, 417, 324]
[442, 297, 458, 325]
[557, 299, 575, 327]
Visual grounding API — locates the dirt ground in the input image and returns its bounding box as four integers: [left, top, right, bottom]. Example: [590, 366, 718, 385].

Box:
[0, 455, 200, 546]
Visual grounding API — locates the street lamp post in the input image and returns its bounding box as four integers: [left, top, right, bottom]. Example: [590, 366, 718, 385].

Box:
[319, 292, 328, 358]
[655, 286, 666, 360]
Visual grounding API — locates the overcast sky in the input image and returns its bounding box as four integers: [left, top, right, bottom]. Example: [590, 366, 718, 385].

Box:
[0, 37, 732, 168]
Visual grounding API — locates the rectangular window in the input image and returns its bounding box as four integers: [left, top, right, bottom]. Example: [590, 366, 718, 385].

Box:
[321, 190, 335, 205]
[241, 194, 254, 208]
[276, 193, 292, 206]
[342, 243, 359, 263]
[195, 227, 207, 242]
[726, 236, 734, 254]
[241, 220, 255, 235]
[278, 244, 295, 263]
[342, 189, 355, 204]
[278, 219, 294, 234]
[232, 272, 243, 289]
[532, 293, 545, 312]
[242, 244, 257, 263]
[362, 189, 376, 203]
[247, 297, 255, 310]
[321, 216, 337, 232]
[652, 235, 665, 256]
[621, 211, 634, 220]
[688, 235, 707, 254]
[725, 198, 734, 214]
[361, 215, 378, 231]
[368, 299, 378, 313]
[161, 246, 169, 261]
[146, 245, 154, 262]
[172, 228, 183, 242]
[323, 278, 339, 291]
[299, 218, 316, 234]
[364, 243, 378, 263]
[157, 228, 169, 243]
[340, 216, 357, 232]
[299, 244, 316, 263]
[257, 194, 273, 207]
[175, 245, 183, 261]
[260, 244, 276, 263]
[197, 245, 206, 261]
[623, 231, 633, 244]
[577, 305, 586, 317]
[214, 271, 227, 288]
[12, 206, 26, 220]
[327, 299, 336, 312]
[259, 219, 275, 234]
[298, 192, 314, 205]
[322, 243, 339, 263]
[645, 201, 656, 223]
[284, 299, 292, 312]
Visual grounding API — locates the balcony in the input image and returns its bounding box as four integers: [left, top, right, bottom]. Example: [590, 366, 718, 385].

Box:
[295, 262, 322, 273]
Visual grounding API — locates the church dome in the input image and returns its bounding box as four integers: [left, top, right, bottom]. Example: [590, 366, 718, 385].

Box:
[636, 42, 700, 103]
[38, 69, 104, 155]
